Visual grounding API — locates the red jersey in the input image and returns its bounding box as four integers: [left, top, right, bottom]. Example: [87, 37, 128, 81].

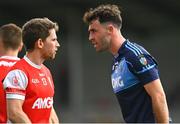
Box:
[0, 56, 20, 123]
[3, 56, 54, 123]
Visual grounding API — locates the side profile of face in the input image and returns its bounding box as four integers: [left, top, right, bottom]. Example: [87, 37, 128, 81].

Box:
[41, 29, 60, 60]
[88, 19, 111, 52]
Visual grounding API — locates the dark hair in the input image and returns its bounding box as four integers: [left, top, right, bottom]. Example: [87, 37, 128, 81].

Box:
[83, 4, 122, 28]
[0, 23, 22, 50]
[22, 17, 59, 51]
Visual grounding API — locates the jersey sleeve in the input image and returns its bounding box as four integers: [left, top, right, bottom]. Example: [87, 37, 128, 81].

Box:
[3, 69, 28, 100]
[126, 53, 159, 85]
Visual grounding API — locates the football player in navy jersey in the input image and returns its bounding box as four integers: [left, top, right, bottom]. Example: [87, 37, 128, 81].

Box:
[83, 4, 171, 123]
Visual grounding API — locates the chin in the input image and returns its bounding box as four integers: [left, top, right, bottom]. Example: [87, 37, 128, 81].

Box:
[50, 56, 55, 60]
[52, 55, 56, 59]
[96, 48, 105, 53]
[95, 48, 100, 52]
[46, 55, 55, 60]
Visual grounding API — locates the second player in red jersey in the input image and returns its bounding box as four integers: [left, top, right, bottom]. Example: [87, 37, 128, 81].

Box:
[0, 24, 22, 123]
[4, 56, 54, 123]
[3, 18, 60, 123]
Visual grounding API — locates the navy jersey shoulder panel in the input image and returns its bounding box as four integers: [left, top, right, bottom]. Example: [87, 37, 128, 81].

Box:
[124, 41, 159, 85]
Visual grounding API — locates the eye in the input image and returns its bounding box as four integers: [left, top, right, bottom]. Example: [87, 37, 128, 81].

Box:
[89, 29, 96, 34]
[52, 38, 57, 42]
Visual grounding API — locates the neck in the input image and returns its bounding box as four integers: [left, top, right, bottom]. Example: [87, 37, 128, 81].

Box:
[26, 50, 44, 65]
[109, 30, 126, 55]
[0, 49, 19, 57]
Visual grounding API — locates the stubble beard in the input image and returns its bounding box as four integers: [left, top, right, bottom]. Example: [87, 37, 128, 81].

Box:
[98, 36, 110, 52]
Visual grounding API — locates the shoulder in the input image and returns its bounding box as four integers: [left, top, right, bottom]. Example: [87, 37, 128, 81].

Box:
[42, 64, 52, 74]
[123, 41, 157, 72]
[124, 41, 153, 62]
[3, 69, 28, 89]
[42, 64, 50, 71]
[11, 59, 28, 70]
[124, 41, 147, 58]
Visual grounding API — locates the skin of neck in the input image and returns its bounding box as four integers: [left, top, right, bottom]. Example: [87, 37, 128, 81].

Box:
[26, 49, 45, 65]
[109, 29, 126, 56]
[0, 47, 19, 57]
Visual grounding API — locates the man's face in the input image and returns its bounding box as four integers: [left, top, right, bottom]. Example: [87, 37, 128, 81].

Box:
[41, 29, 60, 60]
[88, 20, 111, 52]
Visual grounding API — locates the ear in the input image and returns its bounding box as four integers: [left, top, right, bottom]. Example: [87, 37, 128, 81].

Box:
[18, 41, 23, 52]
[36, 38, 44, 49]
[107, 24, 114, 34]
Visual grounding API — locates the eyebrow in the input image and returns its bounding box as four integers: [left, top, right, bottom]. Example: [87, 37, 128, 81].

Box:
[88, 28, 96, 32]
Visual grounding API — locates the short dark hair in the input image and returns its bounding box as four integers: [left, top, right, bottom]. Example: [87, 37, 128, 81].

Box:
[22, 17, 59, 51]
[0, 23, 22, 50]
[83, 4, 122, 28]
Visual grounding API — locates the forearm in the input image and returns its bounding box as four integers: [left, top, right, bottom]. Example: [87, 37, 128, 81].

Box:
[152, 94, 169, 123]
[50, 107, 59, 123]
[8, 110, 31, 123]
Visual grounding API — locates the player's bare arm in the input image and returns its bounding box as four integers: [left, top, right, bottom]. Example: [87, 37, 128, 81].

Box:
[50, 106, 59, 123]
[144, 79, 169, 123]
[7, 99, 31, 123]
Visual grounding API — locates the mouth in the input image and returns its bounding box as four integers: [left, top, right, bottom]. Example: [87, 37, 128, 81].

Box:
[92, 42, 97, 48]
[54, 49, 58, 54]
[55, 48, 58, 51]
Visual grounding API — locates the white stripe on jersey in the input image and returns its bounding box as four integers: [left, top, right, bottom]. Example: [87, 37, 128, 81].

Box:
[127, 42, 142, 56]
[6, 94, 25, 100]
[127, 41, 143, 55]
[24, 56, 41, 69]
[125, 44, 138, 56]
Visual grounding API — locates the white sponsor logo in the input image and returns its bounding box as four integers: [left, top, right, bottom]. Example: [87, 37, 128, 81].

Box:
[39, 73, 45, 77]
[112, 76, 124, 89]
[0, 61, 16, 67]
[32, 97, 53, 109]
[32, 79, 39, 84]
[112, 62, 119, 70]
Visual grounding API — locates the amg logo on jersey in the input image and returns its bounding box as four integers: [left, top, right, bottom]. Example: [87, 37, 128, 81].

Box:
[32, 97, 53, 109]
[112, 76, 124, 90]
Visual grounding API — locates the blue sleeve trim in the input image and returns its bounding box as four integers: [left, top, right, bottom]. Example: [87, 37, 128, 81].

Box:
[138, 67, 159, 85]
[136, 64, 156, 74]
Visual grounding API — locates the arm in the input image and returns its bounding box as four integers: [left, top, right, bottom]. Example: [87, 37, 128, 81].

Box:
[7, 99, 31, 123]
[49, 106, 59, 123]
[144, 79, 169, 123]
[3, 69, 30, 123]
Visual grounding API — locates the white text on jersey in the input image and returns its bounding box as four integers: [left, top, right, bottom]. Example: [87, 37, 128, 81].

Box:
[32, 97, 53, 109]
[0, 61, 16, 67]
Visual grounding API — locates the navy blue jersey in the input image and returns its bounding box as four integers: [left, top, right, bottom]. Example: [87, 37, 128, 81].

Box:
[111, 40, 159, 122]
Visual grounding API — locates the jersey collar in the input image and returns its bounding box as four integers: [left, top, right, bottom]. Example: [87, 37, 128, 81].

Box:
[24, 56, 41, 69]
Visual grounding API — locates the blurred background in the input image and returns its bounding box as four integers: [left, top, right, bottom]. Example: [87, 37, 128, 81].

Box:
[0, 0, 180, 122]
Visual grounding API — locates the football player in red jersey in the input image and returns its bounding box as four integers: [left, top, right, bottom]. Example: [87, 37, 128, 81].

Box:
[3, 18, 60, 123]
[0, 23, 23, 123]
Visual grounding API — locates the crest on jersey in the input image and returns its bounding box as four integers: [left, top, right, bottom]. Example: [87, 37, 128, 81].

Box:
[12, 76, 19, 86]
[139, 55, 148, 66]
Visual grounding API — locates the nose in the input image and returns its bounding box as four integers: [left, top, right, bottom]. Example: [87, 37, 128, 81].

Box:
[56, 40, 60, 48]
[89, 34, 93, 42]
